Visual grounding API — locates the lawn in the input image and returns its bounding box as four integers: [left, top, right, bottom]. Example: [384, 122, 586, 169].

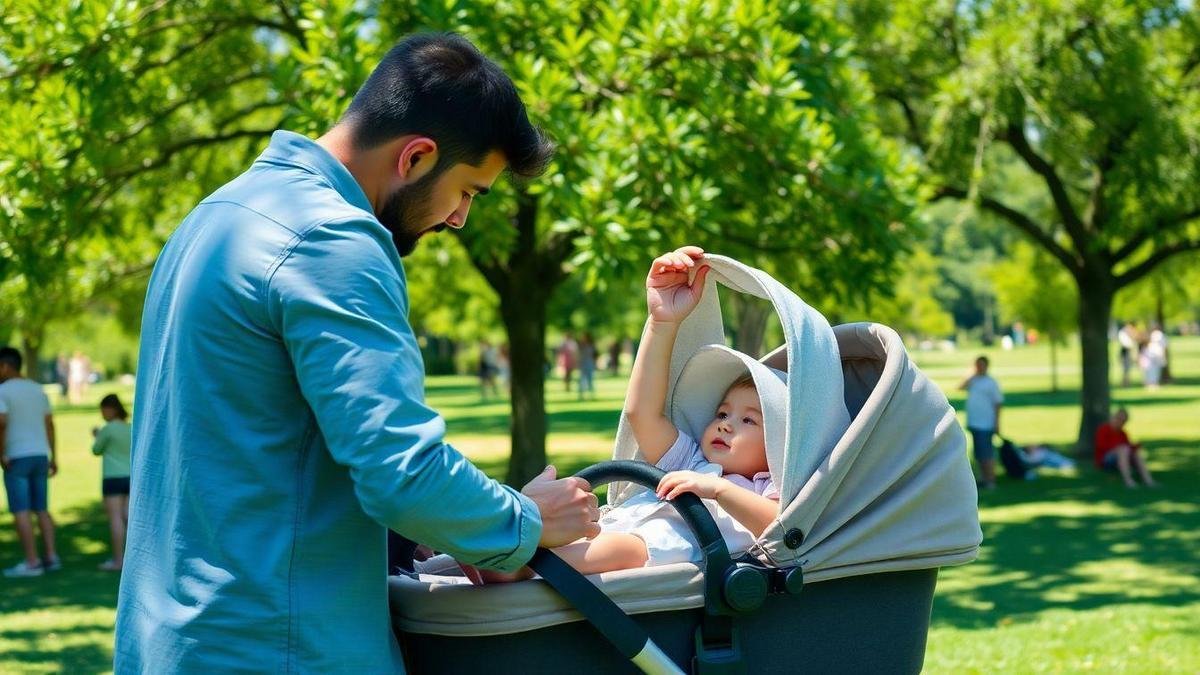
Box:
[2, 337, 1197, 673]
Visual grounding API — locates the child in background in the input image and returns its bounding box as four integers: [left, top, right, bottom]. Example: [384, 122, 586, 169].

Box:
[92, 394, 132, 571]
[478, 246, 782, 581]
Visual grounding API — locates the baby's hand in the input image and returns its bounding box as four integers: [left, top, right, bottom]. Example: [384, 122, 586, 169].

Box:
[646, 246, 711, 324]
[657, 470, 724, 501]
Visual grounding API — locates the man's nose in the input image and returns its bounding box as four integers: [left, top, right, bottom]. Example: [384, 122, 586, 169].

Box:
[445, 199, 471, 229]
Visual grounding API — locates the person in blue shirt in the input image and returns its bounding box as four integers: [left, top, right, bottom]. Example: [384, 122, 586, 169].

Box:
[114, 33, 600, 673]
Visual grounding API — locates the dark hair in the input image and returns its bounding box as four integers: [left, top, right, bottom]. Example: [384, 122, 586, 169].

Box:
[342, 33, 555, 178]
[100, 393, 129, 421]
[0, 346, 21, 372]
[976, 355, 989, 366]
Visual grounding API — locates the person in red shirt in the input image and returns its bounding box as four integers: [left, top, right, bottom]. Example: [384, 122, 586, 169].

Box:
[1094, 408, 1156, 488]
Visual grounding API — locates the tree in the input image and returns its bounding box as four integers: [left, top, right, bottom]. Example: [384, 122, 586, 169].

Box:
[3, 1, 915, 485]
[416, 1, 915, 483]
[837, 0, 1200, 449]
[1, 0, 296, 370]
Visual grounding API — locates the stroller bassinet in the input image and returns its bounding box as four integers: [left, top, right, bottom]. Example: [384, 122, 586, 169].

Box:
[390, 256, 981, 673]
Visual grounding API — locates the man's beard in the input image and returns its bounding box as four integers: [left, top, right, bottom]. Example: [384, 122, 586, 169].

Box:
[378, 171, 442, 257]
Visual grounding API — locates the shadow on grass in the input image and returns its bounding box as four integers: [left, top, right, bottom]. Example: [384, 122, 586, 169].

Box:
[0, 501, 121, 614]
[933, 441, 1200, 630]
[445, 404, 625, 437]
[0, 639, 113, 674]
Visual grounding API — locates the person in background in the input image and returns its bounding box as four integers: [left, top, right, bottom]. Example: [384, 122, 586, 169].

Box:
[68, 351, 91, 405]
[960, 355, 1003, 490]
[578, 332, 597, 400]
[92, 393, 132, 571]
[477, 340, 499, 401]
[497, 343, 511, 394]
[558, 332, 579, 392]
[607, 338, 623, 377]
[55, 355, 70, 398]
[0, 346, 60, 577]
[1116, 322, 1137, 387]
[1094, 408, 1156, 488]
[1141, 326, 1168, 389]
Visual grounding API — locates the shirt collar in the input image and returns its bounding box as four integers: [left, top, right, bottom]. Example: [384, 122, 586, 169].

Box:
[258, 130, 374, 215]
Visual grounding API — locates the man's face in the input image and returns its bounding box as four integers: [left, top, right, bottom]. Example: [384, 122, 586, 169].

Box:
[0, 364, 14, 382]
[379, 150, 507, 257]
[1114, 411, 1128, 428]
[975, 359, 988, 375]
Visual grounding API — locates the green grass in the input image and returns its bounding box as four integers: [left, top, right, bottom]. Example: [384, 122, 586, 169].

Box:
[2, 338, 1197, 673]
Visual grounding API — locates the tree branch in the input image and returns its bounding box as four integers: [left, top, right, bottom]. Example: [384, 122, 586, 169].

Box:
[1113, 207, 1200, 263]
[1086, 119, 1137, 235]
[880, 89, 927, 152]
[934, 185, 1080, 273]
[104, 128, 275, 184]
[1002, 122, 1089, 244]
[1116, 239, 1200, 288]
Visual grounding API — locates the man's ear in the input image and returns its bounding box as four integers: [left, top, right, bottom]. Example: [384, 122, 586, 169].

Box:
[397, 136, 439, 184]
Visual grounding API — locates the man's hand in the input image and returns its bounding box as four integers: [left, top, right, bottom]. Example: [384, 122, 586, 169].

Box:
[646, 246, 711, 324]
[0, 454, 9, 471]
[521, 465, 600, 547]
[48, 459, 58, 477]
[656, 470, 725, 501]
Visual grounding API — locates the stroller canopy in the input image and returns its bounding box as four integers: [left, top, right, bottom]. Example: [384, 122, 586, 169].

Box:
[610, 255, 980, 578]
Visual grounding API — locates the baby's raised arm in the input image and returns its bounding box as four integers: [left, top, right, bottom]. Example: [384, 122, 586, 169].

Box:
[623, 247, 711, 464]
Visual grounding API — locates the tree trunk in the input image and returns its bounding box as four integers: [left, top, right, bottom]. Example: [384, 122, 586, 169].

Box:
[1076, 280, 1114, 453]
[498, 275, 551, 486]
[1049, 337, 1058, 393]
[21, 328, 43, 383]
[982, 296, 995, 345]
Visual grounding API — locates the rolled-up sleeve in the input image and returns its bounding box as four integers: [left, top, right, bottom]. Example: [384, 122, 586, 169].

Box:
[267, 220, 541, 571]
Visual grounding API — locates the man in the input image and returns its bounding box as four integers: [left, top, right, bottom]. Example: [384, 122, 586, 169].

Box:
[1094, 408, 1157, 488]
[115, 34, 599, 672]
[0, 346, 61, 577]
[960, 355, 1003, 490]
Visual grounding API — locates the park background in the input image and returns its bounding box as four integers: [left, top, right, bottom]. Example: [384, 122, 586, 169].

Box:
[1, 0, 1198, 672]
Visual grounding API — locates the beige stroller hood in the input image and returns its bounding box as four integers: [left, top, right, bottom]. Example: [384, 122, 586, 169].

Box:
[390, 255, 980, 637]
[610, 255, 980, 574]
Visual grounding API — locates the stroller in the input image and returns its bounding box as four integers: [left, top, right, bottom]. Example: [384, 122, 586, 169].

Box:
[389, 256, 981, 673]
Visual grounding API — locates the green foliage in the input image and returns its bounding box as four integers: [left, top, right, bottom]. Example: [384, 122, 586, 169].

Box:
[834, 0, 1200, 444]
[0, 0, 293, 364]
[853, 247, 956, 338]
[990, 241, 1077, 344]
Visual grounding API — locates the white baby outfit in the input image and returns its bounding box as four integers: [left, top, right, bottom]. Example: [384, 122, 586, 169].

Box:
[599, 431, 778, 566]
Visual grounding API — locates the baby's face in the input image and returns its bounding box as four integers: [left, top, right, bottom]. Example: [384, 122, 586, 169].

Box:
[701, 385, 769, 478]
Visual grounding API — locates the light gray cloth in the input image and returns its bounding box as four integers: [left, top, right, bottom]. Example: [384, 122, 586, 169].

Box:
[610, 256, 981, 575]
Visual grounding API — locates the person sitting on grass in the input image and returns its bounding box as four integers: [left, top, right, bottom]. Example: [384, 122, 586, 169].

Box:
[1094, 407, 1157, 488]
[475, 246, 782, 582]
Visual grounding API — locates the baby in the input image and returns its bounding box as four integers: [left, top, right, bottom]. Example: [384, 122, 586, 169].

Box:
[478, 246, 780, 581]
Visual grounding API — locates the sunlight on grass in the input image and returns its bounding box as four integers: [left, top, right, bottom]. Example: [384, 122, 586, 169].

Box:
[2, 337, 1197, 673]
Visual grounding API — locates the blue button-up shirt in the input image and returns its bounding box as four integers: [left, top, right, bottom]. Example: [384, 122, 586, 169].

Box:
[115, 131, 541, 673]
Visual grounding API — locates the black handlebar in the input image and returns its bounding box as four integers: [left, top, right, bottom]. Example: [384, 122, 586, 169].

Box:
[574, 460, 736, 617]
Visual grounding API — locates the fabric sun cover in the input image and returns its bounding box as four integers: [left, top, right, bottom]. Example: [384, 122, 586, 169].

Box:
[608, 255, 981, 576]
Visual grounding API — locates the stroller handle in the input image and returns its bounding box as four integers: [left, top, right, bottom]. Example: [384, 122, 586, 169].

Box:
[575, 460, 737, 616]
